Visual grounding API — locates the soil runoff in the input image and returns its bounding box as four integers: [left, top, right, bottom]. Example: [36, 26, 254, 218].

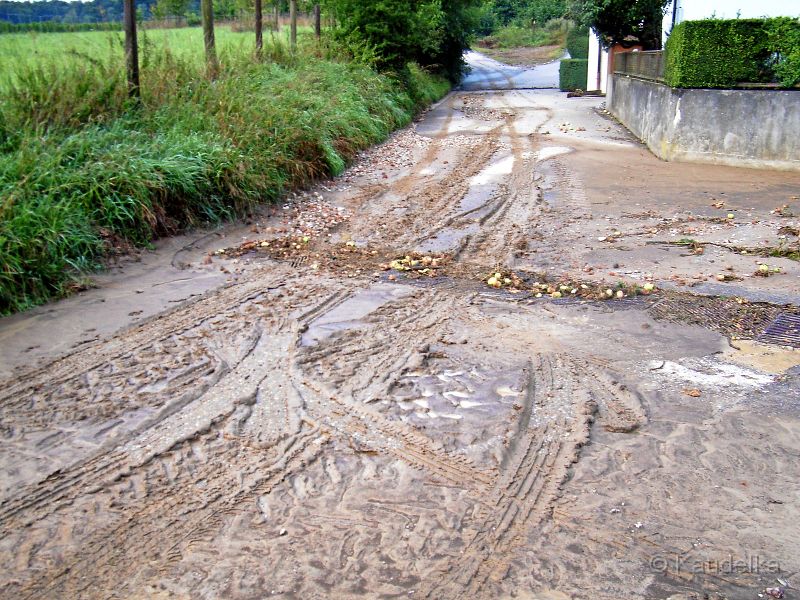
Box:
[2, 55, 800, 600]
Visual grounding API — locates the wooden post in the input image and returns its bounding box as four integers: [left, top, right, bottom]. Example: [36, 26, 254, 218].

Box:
[290, 0, 297, 49]
[255, 0, 263, 54]
[123, 0, 140, 98]
[201, 0, 218, 78]
[313, 3, 320, 39]
[274, 2, 280, 31]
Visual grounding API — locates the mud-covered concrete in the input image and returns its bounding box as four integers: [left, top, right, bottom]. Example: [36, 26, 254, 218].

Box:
[610, 74, 800, 171]
[1, 53, 800, 600]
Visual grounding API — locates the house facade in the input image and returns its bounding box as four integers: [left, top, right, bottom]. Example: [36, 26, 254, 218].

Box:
[586, 0, 800, 94]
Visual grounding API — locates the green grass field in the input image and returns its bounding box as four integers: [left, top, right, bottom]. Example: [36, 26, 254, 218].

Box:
[0, 25, 311, 85]
[0, 26, 450, 314]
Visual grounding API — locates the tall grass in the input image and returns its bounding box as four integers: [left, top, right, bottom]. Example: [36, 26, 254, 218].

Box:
[0, 28, 450, 314]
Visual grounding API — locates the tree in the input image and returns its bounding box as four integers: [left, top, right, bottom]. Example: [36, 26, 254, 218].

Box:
[486, 0, 566, 27]
[569, 0, 669, 49]
[151, 0, 190, 19]
[313, 2, 321, 38]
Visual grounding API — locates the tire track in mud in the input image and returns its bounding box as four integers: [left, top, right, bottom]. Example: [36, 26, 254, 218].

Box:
[0, 275, 349, 526]
[1, 283, 347, 598]
[414, 354, 597, 599]
[413, 90, 556, 268]
[288, 285, 647, 599]
[291, 289, 499, 491]
[0, 270, 286, 403]
[1, 84, 657, 600]
[14, 419, 325, 600]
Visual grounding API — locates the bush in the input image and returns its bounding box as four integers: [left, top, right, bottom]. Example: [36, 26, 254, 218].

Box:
[327, 0, 479, 81]
[664, 17, 800, 88]
[484, 23, 564, 49]
[566, 26, 589, 59]
[559, 57, 587, 90]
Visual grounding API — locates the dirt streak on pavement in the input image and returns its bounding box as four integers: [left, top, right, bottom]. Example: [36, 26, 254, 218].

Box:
[1, 52, 800, 600]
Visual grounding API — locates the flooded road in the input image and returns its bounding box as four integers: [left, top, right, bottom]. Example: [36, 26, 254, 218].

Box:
[2, 53, 800, 600]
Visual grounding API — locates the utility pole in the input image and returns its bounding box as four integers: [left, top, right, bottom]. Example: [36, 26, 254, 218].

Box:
[201, 0, 218, 78]
[123, 0, 140, 98]
[290, 0, 297, 49]
[313, 3, 320, 39]
[255, 0, 263, 54]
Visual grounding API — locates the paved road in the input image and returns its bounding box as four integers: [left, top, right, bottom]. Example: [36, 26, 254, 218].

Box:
[1, 54, 800, 600]
[460, 50, 561, 90]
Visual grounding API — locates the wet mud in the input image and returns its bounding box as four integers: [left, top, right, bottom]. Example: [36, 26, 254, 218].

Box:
[1, 53, 800, 600]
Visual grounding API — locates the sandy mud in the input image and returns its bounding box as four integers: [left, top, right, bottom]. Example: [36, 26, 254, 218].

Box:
[1, 53, 800, 600]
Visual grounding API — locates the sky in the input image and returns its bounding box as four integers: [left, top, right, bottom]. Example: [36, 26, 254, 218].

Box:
[673, 0, 800, 20]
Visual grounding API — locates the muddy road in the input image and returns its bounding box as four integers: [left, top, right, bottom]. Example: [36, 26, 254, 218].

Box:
[2, 54, 800, 600]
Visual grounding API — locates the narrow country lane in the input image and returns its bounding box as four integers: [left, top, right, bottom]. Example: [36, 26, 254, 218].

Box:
[1, 53, 800, 600]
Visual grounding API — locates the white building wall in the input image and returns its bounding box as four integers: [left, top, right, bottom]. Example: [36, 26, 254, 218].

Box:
[586, 29, 609, 94]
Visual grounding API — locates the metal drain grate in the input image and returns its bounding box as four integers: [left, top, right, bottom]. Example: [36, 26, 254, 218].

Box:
[758, 313, 800, 348]
[648, 295, 784, 339]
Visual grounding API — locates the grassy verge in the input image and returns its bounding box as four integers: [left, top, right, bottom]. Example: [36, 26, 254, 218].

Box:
[0, 29, 450, 314]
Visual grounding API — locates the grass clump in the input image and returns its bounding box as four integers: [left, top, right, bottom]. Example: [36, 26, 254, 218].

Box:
[0, 28, 450, 314]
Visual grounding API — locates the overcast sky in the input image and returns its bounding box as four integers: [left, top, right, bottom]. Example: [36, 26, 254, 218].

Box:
[674, 0, 799, 20]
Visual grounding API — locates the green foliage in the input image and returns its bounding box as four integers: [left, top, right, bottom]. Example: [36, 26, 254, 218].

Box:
[489, 0, 566, 27]
[0, 0, 159, 25]
[766, 17, 800, 88]
[569, 0, 669, 50]
[483, 23, 564, 48]
[325, 0, 480, 81]
[664, 18, 800, 88]
[152, 0, 191, 20]
[470, 2, 496, 36]
[566, 25, 588, 57]
[559, 57, 586, 89]
[0, 21, 122, 33]
[0, 31, 450, 314]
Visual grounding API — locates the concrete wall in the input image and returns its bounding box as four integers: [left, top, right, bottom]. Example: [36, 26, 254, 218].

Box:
[609, 75, 800, 171]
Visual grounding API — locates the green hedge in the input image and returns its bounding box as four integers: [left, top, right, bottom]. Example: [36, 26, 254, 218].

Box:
[664, 17, 800, 88]
[559, 58, 587, 91]
[566, 27, 589, 59]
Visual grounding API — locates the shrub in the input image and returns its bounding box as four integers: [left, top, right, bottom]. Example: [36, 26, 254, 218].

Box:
[559, 57, 587, 90]
[664, 17, 800, 88]
[326, 0, 480, 81]
[485, 23, 564, 49]
[566, 26, 589, 58]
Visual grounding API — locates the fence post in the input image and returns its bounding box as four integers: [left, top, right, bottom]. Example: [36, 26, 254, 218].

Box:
[313, 3, 320, 39]
[201, 0, 218, 78]
[123, 0, 140, 98]
[255, 0, 263, 54]
[290, 0, 297, 49]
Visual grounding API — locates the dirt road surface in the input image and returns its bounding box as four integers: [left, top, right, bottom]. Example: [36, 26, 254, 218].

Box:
[2, 53, 800, 600]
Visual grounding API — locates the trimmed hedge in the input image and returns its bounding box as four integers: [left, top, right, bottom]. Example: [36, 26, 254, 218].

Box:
[560, 58, 587, 91]
[664, 17, 800, 88]
[566, 27, 589, 59]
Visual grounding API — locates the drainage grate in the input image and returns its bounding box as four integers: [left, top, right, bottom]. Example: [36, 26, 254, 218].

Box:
[758, 313, 800, 348]
[648, 294, 785, 339]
